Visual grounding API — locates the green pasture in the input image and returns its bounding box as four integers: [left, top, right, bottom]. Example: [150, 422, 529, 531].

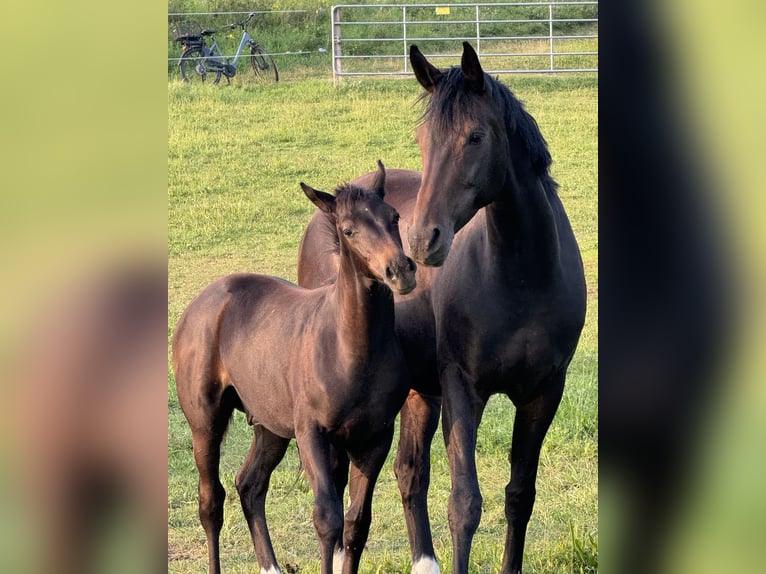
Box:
[168, 73, 597, 573]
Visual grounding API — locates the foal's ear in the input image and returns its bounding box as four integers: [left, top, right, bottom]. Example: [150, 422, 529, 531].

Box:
[371, 160, 386, 199]
[301, 182, 336, 214]
[410, 45, 443, 93]
[461, 42, 485, 94]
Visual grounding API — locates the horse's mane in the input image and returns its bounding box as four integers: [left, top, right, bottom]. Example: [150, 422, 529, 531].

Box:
[332, 183, 380, 213]
[418, 67, 558, 193]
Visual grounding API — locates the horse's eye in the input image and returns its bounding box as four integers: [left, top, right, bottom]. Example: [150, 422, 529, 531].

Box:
[343, 228, 354, 237]
[467, 132, 485, 145]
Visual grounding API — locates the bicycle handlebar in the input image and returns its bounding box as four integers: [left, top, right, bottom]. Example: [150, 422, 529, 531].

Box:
[238, 12, 257, 28]
[226, 12, 257, 29]
[209, 12, 259, 34]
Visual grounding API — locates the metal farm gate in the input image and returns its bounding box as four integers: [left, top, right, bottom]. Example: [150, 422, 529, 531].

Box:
[331, 2, 598, 82]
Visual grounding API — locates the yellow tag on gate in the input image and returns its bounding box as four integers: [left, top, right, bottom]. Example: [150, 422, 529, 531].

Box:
[435, 7, 450, 15]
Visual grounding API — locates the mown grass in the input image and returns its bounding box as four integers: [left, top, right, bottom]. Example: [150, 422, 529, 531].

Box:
[168, 73, 597, 573]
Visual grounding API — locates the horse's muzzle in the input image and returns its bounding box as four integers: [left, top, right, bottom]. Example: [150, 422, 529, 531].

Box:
[408, 225, 452, 267]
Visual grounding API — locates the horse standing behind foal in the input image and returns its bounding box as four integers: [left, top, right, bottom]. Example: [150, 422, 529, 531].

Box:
[298, 44, 587, 574]
[173, 162, 417, 574]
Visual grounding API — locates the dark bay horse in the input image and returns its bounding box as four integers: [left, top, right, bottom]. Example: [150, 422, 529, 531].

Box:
[298, 44, 586, 573]
[173, 162, 417, 574]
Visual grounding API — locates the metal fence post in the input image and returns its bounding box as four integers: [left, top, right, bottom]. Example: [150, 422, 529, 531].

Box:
[549, 2, 554, 71]
[403, 6, 408, 73]
[475, 5, 481, 56]
[332, 6, 342, 84]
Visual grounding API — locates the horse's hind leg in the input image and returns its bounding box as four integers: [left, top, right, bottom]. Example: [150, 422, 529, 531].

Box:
[185, 386, 236, 574]
[190, 424, 229, 574]
[235, 426, 289, 573]
[394, 390, 442, 573]
[500, 373, 565, 574]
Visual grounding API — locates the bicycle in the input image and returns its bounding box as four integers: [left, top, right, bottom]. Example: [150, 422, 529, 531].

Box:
[172, 12, 278, 84]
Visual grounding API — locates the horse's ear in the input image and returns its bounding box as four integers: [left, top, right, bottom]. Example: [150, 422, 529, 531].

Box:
[410, 45, 443, 93]
[371, 160, 386, 199]
[461, 42, 485, 94]
[301, 182, 335, 214]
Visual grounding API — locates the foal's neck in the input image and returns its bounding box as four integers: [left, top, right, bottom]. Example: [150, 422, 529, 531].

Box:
[333, 243, 395, 366]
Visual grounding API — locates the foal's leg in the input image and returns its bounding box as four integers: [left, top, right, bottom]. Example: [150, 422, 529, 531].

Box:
[189, 401, 235, 574]
[440, 366, 486, 574]
[235, 426, 290, 573]
[331, 447, 351, 570]
[296, 427, 344, 574]
[394, 390, 442, 573]
[341, 430, 395, 574]
[500, 373, 565, 574]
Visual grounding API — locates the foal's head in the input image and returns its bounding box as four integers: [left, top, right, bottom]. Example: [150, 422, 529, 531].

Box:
[301, 161, 417, 295]
[407, 42, 552, 266]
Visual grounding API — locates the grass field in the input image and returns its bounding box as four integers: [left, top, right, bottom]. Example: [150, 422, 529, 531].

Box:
[168, 73, 597, 573]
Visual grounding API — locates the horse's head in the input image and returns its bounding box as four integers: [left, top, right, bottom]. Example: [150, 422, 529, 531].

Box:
[301, 161, 417, 295]
[407, 42, 510, 266]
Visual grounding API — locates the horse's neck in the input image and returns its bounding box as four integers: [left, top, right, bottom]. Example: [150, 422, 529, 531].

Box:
[332, 247, 394, 365]
[484, 138, 560, 278]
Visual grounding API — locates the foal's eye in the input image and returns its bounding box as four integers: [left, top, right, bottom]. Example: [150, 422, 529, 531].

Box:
[343, 228, 354, 237]
[467, 132, 485, 145]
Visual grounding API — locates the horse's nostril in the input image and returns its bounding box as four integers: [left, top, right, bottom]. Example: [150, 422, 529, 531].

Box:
[428, 228, 441, 250]
[407, 258, 416, 272]
[385, 266, 395, 280]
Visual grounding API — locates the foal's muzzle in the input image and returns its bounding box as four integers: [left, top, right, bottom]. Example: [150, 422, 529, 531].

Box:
[386, 256, 417, 295]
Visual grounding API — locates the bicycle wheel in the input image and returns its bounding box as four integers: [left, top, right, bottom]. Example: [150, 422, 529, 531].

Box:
[250, 45, 278, 83]
[179, 47, 222, 84]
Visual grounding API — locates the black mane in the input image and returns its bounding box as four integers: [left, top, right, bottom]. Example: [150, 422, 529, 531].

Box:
[420, 67, 556, 189]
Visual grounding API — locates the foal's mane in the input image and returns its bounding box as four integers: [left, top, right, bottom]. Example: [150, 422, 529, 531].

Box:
[418, 67, 558, 193]
[331, 183, 377, 214]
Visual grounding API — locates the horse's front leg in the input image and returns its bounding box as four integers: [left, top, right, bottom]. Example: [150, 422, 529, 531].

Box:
[341, 427, 395, 573]
[331, 445, 351, 567]
[440, 366, 486, 574]
[394, 390, 442, 573]
[296, 426, 345, 574]
[500, 373, 564, 574]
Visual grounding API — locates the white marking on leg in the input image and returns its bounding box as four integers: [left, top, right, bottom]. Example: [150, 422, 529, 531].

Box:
[260, 567, 281, 574]
[333, 548, 345, 574]
[412, 555, 440, 574]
